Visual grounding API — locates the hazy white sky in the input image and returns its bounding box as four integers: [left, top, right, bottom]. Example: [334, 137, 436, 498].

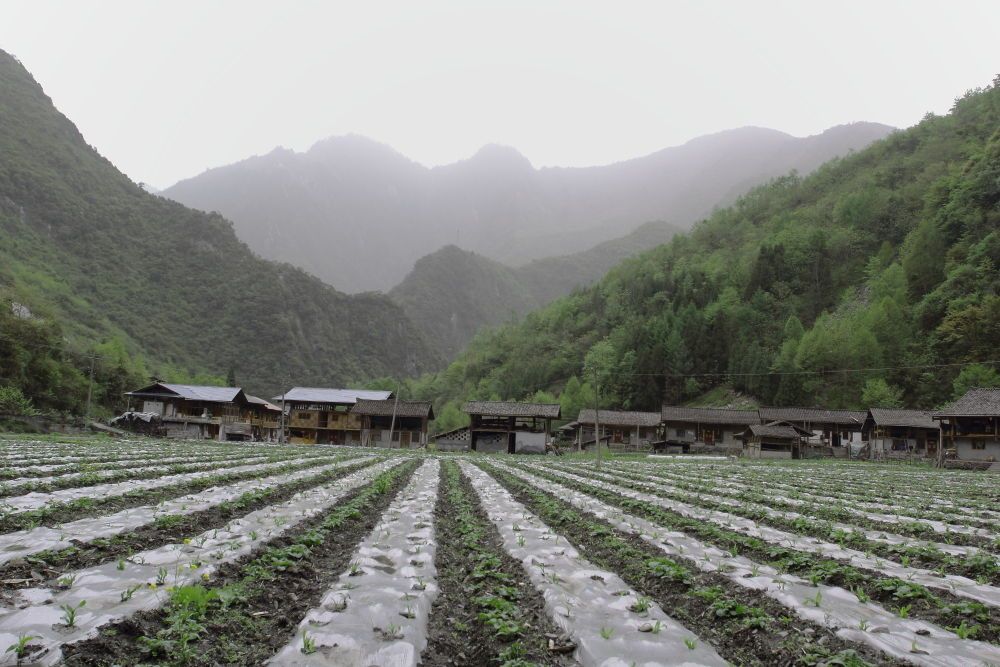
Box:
[3, 1, 998, 188]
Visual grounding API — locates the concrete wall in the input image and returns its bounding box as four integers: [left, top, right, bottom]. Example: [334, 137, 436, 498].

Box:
[514, 431, 546, 454]
[475, 433, 507, 454]
[955, 438, 1000, 461]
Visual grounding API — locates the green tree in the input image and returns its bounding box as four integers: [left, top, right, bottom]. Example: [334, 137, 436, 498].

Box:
[860, 378, 904, 408]
[952, 364, 1000, 400]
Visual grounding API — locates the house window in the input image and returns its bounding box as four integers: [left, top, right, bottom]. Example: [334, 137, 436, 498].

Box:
[675, 429, 686, 437]
[972, 441, 986, 450]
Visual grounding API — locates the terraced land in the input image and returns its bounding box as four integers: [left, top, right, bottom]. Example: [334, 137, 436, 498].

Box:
[1, 438, 998, 666]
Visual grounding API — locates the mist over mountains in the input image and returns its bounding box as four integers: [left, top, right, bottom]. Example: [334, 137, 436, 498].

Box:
[163, 123, 894, 293]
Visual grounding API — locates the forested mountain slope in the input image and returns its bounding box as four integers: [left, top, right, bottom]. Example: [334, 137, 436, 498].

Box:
[389, 221, 679, 358]
[407, 77, 1000, 426]
[164, 123, 892, 292]
[0, 51, 439, 414]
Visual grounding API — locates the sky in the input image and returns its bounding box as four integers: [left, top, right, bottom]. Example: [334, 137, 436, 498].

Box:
[2, 1, 998, 189]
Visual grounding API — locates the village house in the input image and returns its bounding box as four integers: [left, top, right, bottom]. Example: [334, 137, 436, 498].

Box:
[124, 382, 253, 441]
[463, 400, 561, 454]
[573, 409, 661, 452]
[660, 406, 758, 453]
[739, 420, 811, 459]
[350, 398, 434, 449]
[862, 408, 939, 460]
[932, 387, 1000, 462]
[274, 387, 393, 445]
[758, 407, 866, 448]
[246, 395, 282, 442]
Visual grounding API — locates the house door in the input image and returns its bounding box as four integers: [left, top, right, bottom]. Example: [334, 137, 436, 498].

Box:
[401, 432, 411, 448]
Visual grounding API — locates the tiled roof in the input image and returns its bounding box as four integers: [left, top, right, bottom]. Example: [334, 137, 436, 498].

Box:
[759, 407, 866, 426]
[933, 388, 1000, 418]
[246, 395, 282, 412]
[351, 399, 434, 419]
[660, 406, 759, 425]
[867, 408, 937, 430]
[746, 422, 804, 439]
[463, 401, 561, 419]
[577, 409, 661, 427]
[127, 382, 243, 403]
[274, 387, 392, 404]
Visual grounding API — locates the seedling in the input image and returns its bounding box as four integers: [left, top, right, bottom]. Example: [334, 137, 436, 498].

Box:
[629, 596, 652, 614]
[301, 631, 317, 655]
[599, 627, 614, 640]
[116, 558, 126, 571]
[804, 591, 822, 608]
[683, 637, 697, 650]
[5, 633, 39, 660]
[56, 574, 77, 589]
[156, 567, 168, 586]
[60, 600, 86, 627]
[121, 584, 141, 602]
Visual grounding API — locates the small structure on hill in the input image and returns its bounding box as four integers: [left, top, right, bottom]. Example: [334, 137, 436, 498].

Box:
[462, 400, 561, 454]
[660, 406, 758, 453]
[758, 407, 865, 448]
[932, 388, 1000, 463]
[862, 408, 939, 460]
[574, 409, 660, 452]
[739, 421, 811, 459]
[274, 387, 393, 445]
[351, 398, 434, 449]
[124, 382, 252, 440]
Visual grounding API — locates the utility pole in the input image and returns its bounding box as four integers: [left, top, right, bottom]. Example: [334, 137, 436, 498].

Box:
[279, 389, 287, 445]
[593, 368, 602, 471]
[387, 383, 400, 449]
[84, 354, 96, 421]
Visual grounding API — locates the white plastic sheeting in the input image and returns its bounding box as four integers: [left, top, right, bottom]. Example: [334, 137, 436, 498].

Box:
[621, 463, 999, 537]
[0, 456, 368, 565]
[460, 462, 728, 667]
[0, 458, 405, 667]
[268, 459, 440, 666]
[506, 462, 1000, 667]
[606, 463, 999, 560]
[541, 464, 1000, 609]
[0, 455, 330, 514]
[0, 454, 274, 494]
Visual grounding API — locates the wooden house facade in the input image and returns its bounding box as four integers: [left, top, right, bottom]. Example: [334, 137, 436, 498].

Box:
[933, 388, 1000, 461]
[246, 395, 282, 442]
[758, 407, 865, 448]
[274, 387, 393, 445]
[351, 399, 434, 449]
[739, 421, 811, 459]
[462, 401, 561, 454]
[862, 408, 939, 460]
[124, 382, 252, 441]
[574, 409, 661, 452]
[660, 406, 758, 453]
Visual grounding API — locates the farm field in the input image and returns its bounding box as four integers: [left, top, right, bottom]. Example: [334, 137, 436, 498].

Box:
[0, 438, 998, 666]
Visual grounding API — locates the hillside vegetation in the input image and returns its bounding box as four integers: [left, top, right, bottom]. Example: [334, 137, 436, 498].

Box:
[405, 77, 1000, 430]
[389, 221, 679, 359]
[0, 51, 439, 415]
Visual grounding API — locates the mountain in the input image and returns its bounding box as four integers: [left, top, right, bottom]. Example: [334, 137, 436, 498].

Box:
[389, 220, 680, 358]
[406, 76, 1000, 429]
[0, 50, 439, 414]
[163, 124, 894, 293]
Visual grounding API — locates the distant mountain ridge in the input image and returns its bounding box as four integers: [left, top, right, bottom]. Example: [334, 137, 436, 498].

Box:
[164, 123, 894, 293]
